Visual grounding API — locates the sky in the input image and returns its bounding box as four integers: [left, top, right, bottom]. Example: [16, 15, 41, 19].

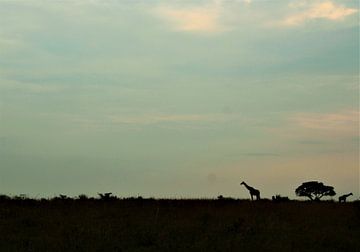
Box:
[0, 0, 359, 199]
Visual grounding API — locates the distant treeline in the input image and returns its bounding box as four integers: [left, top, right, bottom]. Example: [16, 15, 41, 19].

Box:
[0, 193, 356, 203]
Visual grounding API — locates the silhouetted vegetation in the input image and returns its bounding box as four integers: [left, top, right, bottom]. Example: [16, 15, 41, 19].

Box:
[59, 194, 68, 200]
[77, 194, 89, 201]
[272, 194, 290, 202]
[0, 195, 359, 251]
[295, 181, 336, 201]
[98, 192, 117, 201]
[217, 195, 236, 201]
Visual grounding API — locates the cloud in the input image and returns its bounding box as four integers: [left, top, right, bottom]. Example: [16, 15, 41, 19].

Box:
[281, 1, 358, 26]
[282, 109, 359, 140]
[153, 0, 357, 31]
[266, 109, 359, 140]
[107, 113, 233, 125]
[48, 112, 242, 132]
[154, 4, 224, 33]
[262, 110, 359, 157]
[0, 78, 65, 93]
[0, 37, 23, 50]
[152, 0, 254, 33]
[41, 111, 264, 133]
[291, 110, 359, 133]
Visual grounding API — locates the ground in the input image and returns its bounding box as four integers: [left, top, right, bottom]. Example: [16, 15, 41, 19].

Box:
[0, 198, 359, 251]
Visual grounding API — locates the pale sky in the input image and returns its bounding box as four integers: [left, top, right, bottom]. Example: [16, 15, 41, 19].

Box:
[0, 0, 359, 199]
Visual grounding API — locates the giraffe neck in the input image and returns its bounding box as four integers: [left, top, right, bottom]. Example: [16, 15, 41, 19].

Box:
[243, 183, 252, 191]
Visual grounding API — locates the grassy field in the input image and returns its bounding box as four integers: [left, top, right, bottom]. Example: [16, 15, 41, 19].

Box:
[0, 197, 359, 252]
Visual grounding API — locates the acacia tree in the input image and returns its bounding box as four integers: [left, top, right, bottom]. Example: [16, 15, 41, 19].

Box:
[295, 181, 336, 201]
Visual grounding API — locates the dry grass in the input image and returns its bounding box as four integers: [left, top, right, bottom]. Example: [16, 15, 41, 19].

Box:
[0, 198, 359, 252]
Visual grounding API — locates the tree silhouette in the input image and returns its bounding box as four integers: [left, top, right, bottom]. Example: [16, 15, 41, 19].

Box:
[272, 195, 289, 202]
[98, 192, 116, 200]
[295, 181, 336, 201]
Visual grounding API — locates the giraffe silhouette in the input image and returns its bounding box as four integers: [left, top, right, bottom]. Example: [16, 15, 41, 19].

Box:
[338, 193, 353, 202]
[240, 181, 260, 200]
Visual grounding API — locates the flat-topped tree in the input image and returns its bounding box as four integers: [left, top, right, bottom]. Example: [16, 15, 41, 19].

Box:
[295, 181, 336, 201]
[98, 192, 114, 200]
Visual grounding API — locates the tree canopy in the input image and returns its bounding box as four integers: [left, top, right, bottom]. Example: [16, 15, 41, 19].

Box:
[295, 181, 336, 201]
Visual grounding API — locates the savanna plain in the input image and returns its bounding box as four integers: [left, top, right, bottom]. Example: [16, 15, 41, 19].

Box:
[0, 197, 359, 252]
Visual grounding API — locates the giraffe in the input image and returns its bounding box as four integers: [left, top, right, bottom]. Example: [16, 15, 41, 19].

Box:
[338, 193, 353, 202]
[240, 181, 260, 200]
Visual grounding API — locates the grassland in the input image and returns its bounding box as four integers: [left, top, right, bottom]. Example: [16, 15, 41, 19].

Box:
[0, 197, 359, 252]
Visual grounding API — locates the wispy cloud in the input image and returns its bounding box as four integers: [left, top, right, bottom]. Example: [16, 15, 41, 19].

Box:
[291, 110, 359, 133]
[108, 113, 227, 125]
[269, 109, 359, 143]
[154, 4, 224, 33]
[0, 79, 65, 93]
[280, 1, 358, 26]
[238, 152, 280, 157]
[152, 0, 252, 34]
[50, 112, 242, 132]
[0, 37, 23, 50]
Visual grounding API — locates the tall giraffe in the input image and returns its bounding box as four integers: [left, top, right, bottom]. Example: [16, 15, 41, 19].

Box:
[240, 181, 260, 200]
[338, 193, 353, 202]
